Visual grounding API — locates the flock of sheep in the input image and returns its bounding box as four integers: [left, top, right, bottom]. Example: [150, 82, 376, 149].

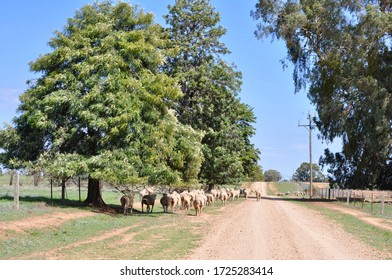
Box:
[120, 186, 263, 216]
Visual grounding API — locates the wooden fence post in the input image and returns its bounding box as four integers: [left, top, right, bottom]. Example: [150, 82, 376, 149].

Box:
[50, 178, 53, 205]
[78, 176, 81, 203]
[346, 190, 350, 205]
[381, 195, 385, 215]
[371, 193, 374, 212]
[14, 174, 20, 210]
[361, 192, 364, 209]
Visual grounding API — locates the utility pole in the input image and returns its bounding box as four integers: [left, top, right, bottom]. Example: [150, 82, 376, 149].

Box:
[298, 112, 316, 199]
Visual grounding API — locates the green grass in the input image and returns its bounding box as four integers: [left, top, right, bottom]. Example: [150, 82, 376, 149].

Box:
[267, 181, 302, 195]
[0, 206, 206, 260]
[0, 185, 241, 260]
[336, 200, 392, 219]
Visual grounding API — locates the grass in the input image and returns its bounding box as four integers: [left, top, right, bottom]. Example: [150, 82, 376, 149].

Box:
[335, 200, 392, 219]
[0, 205, 206, 260]
[266, 181, 302, 195]
[0, 184, 239, 260]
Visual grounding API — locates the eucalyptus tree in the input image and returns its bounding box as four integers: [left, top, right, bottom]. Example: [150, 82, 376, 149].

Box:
[164, 0, 260, 188]
[0, 2, 204, 207]
[252, 0, 392, 189]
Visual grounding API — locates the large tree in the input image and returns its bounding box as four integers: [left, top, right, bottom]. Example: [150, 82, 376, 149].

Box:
[252, 0, 392, 189]
[264, 169, 282, 182]
[165, 0, 260, 188]
[292, 162, 327, 182]
[0, 2, 202, 207]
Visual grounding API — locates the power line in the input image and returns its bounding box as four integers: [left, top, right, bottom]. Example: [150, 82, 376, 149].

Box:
[298, 112, 316, 199]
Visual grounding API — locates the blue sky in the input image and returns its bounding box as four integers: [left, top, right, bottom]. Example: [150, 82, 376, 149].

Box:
[0, 0, 341, 179]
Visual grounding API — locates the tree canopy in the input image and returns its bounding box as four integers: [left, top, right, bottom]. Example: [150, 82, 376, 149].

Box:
[264, 169, 282, 182]
[252, 0, 392, 189]
[292, 162, 326, 182]
[165, 0, 260, 187]
[0, 2, 203, 206]
[0, 1, 262, 209]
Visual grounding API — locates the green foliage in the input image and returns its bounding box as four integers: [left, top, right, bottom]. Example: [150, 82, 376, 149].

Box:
[252, 0, 392, 189]
[165, 0, 260, 185]
[264, 169, 282, 182]
[292, 162, 327, 182]
[248, 164, 265, 182]
[0, 2, 205, 205]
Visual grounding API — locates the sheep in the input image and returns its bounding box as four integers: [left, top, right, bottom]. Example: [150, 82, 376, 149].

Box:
[193, 195, 205, 216]
[182, 194, 192, 210]
[231, 189, 240, 200]
[255, 190, 262, 201]
[188, 190, 197, 203]
[160, 193, 170, 213]
[243, 189, 251, 200]
[219, 190, 229, 205]
[210, 189, 218, 200]
[139, 187, 154, 201]
[120, 193, 134, 215]
[169, 191, 181, 212]
[180, 190, 189, 209]
[206, 193, 214, 206]
[141, 193, 157, 213]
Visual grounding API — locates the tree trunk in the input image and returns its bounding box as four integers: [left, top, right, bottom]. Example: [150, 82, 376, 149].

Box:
[207, 183, 214, 193]
[9, 170, 15, 186]
[61, 178, 66, 204]
[33, 172, 40, 187]
[84, 177, 108, 208]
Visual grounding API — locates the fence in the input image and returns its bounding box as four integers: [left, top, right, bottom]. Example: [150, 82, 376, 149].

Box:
[313, 187, 392, 217]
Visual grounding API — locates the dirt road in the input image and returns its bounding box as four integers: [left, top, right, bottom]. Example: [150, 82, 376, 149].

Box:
[188, 182, 389, 260]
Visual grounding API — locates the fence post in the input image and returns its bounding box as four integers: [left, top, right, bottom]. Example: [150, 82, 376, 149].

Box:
[381, 195, 385, 215]
[14, 174, 20, 210]
[78, 176, 81, 203]
[361, 192, 364, 209]
[371, 193, 374, 212]
[50, 178, 53, 205]
[346, 190, 350, 205]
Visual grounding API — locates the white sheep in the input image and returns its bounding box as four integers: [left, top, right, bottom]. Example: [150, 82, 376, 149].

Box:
[231, 189, 240, 200]
[193, 195, 205, 216]
[169, 191, 181, 212]
[219, 190, 229, 205]
[182, 194, 192, 210]
[206, 193, 214, 206]
[180, 190, 189, 210]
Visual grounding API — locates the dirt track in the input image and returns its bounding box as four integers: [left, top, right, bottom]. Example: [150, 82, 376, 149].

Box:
[188, 182, 390, 260]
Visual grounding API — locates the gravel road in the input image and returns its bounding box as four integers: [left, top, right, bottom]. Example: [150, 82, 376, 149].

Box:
[188, 182, 386, 260]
